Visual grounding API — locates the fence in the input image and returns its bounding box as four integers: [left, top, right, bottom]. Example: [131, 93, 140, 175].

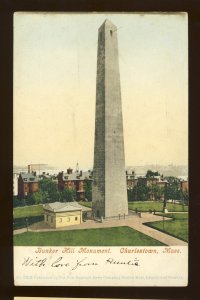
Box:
[13, 215, 44, 230]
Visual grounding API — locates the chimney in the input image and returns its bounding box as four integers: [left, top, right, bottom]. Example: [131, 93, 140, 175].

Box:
[67, 168, 73, 174]
[80, 170, 83, 176]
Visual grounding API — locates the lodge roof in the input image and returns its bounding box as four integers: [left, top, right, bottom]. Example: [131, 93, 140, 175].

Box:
[43, 201, 91, 213]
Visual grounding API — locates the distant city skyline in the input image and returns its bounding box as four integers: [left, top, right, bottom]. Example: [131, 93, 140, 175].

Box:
[14, 13, 188, 168]
[14, 163, 188, 178]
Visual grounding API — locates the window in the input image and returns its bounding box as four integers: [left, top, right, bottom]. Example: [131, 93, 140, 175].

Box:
[75, 217, 78, 221]
[59, 218, 62, 223]
[66, 217, 70, 222]
[110, 30, 113, 36]
[51, 217, 53, 223]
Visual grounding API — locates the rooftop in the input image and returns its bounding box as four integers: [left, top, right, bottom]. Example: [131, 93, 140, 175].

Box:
[20, 173, 38, 183]
[43, 201, 91, 213]
[61, 170, 93, 181]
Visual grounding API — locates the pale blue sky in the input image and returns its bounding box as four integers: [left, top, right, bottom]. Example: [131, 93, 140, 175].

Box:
[14, 13, 188, 169]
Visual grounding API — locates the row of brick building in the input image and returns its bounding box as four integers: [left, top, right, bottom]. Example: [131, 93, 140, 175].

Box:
[126, 172, 168, 190]
[17, 168, 93, 199]
[57, 168, 93, 200]
[17, 168, 188, 200]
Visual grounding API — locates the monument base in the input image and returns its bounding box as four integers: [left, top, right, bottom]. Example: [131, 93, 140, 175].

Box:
[93, 210, 137, 222]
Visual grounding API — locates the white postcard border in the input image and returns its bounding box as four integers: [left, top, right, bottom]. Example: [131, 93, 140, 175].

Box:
[14, 246, 188, 286]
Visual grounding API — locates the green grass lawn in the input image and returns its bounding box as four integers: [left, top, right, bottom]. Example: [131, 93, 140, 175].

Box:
[144, 213, 188, 242]
[13, 201, 188, 219]
[14, 226, 165, 246]
[155, 212, 189, 220]
[128, 201, 188, 212]
[13, 204, 43, 218]
[79, 201, 92, 208]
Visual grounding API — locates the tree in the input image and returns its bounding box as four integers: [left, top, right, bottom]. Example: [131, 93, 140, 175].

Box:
[127, 189, 134, 202]
[165, 176, 180, 185]
[39, 179, 57, 195]
[13, 196, 26, 207]
[136, 184, 149, 201]
[146, 170, 160, 178]
[61, 188, 76, 202]
[39, 178, 61, 202]
[151, 185, 164, 201]
[165, 176, 181, 202]
[180, 190, 189, 205]
[84, 179, 92, 201]
[29, 190, 45, 205]
[28, 178, 79, 204]
[127, 186, 139, 201]
[26, 194, 36, 205]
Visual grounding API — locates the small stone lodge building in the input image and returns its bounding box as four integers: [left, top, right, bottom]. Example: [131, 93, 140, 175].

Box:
[43, 201, 91, 229]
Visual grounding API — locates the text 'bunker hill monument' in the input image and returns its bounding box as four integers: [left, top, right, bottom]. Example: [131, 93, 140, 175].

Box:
[92, 19, 128, 219]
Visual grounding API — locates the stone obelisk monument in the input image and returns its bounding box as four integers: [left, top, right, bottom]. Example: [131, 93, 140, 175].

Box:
[92, 19, 128, 219]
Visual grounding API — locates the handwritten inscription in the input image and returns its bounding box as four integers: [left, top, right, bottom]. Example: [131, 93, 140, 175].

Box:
[71, 257, 98, 270]
[15, 246, 187, 286]
[51, 257, 70, 268]
[22, 256, 139, 271]
[22, 257, 47, 267]
[106, 257, 139, 266]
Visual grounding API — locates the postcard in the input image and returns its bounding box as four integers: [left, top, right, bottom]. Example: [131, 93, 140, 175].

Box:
[14, 298, 155, 300]
[14, 298, 156, 300]
[13, 12, 188, 286]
